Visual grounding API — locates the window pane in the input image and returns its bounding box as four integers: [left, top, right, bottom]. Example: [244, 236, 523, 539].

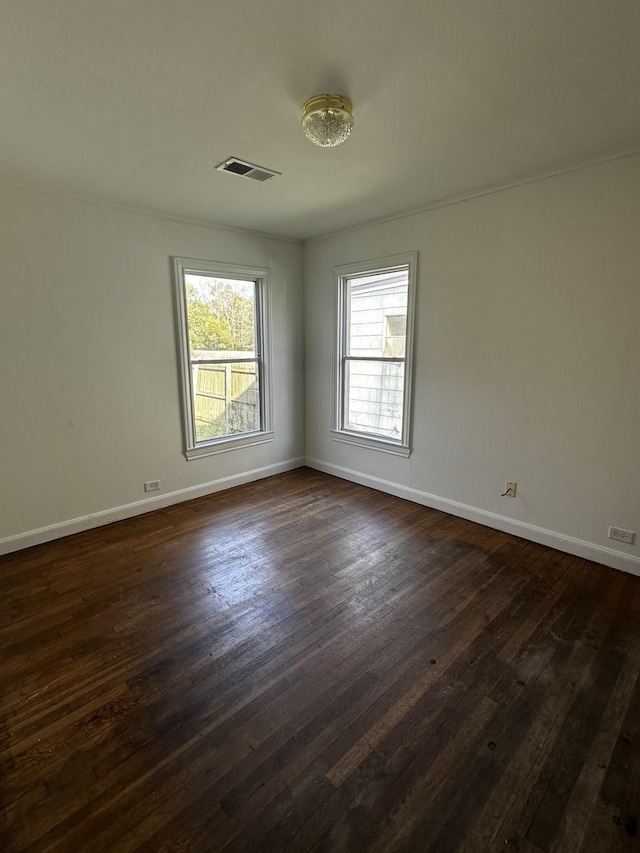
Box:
[344, 359, 405, 440]
[185, 274, 256, 357]
[346, 271, 408, 358]
[191, 362, 260, 442]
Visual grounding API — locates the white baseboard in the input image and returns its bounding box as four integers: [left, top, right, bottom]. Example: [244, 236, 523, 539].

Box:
[305, 457, 640, 578]
[4, 456, 638, 578]
[0, 457, 305, 556]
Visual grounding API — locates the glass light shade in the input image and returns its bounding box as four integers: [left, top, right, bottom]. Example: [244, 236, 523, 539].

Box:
[302, 94, 354, 147]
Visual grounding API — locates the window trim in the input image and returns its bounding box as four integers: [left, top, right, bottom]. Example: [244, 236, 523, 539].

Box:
[331, 252, 417, 457]
[173, 256, 273, 460]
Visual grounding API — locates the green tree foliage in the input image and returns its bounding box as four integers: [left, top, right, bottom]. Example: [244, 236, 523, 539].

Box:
[186, 280, 255, 352]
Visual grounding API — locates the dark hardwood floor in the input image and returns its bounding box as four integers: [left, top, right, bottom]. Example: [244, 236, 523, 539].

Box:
[2, 467, 639, 852]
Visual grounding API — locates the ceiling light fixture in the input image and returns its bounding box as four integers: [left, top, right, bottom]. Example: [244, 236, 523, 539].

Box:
[301, 94, 354, 148]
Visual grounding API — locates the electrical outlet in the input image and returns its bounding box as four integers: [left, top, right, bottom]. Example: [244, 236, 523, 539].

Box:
[608, 526, 634, 545]
[144, 480, 161, 493]
[504, 481, 517, 498]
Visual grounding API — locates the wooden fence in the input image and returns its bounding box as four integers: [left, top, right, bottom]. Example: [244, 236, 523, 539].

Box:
[192, 362, 258, 440]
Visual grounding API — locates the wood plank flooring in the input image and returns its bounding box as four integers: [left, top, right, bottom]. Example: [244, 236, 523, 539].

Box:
[1, 467, 639, 852]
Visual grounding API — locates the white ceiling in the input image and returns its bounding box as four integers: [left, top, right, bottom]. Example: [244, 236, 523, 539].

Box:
[1, 0, 639, 240]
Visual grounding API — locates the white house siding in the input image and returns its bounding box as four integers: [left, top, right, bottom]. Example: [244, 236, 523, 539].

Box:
[346, 277, 407, 439]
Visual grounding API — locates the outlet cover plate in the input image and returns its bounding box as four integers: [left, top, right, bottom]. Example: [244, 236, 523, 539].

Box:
[608, 525, 634, 544]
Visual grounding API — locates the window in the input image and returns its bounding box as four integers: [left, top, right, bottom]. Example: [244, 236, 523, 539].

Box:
[333, 253, 417, 456]
[173, 257, 272, 459]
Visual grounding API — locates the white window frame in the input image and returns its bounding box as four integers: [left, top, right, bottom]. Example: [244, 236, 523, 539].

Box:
[173, 256, 273, 460]
[332, 252, 417, 457]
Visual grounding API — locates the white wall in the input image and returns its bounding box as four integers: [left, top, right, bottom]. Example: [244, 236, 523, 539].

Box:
[0, 185, 304, 552]
[304, 155, 640, 575]
[3, 155, 639, 574]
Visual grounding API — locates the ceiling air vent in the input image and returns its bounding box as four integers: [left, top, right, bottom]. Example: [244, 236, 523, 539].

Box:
[215, 157, 280, 182]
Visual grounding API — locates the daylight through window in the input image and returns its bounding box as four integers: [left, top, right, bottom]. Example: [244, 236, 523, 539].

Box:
[173, 258, 272, 459]
[334, 254, 416, 455]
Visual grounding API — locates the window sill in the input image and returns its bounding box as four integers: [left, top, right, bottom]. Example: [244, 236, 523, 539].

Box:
[185, 431, 274, 460]
[330, 429, 411, 457]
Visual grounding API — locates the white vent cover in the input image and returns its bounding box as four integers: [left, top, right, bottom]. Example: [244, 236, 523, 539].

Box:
[215, 157, 280, 182]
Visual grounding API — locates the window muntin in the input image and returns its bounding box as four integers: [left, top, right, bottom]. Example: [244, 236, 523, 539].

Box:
[174, 258, 272, 459]
[334, 254, 416, 455]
